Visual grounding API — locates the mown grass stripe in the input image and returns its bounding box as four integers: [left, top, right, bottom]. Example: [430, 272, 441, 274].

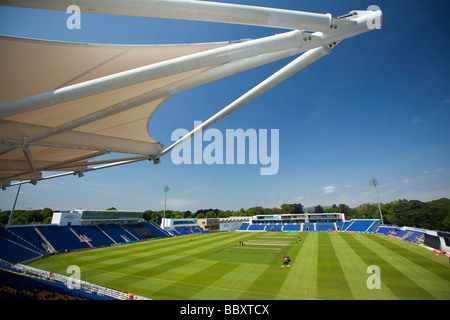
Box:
[151, 232, 269, 299]
[344, 233, 436, 299]
[41, 233, 227, 295]
[370, 234, 450, 281]
[330, 233, 397, 300]
[356, 234, 450, 299]
[234, 232, 301, 299]
[190, 263, 267, 300]
[102, 232, 257, 298]
[317, 233, 352, 299]
[277, 233, 310, 299]
[154, 260, 229, 299]
[238, 258, 286, 299]
[110, 232, 252, 283]
[28, 231, 450, 300]
[278, 233, 318, 299]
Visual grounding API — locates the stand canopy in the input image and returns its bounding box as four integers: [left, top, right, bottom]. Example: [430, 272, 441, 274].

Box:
[0, 0, 382, 188]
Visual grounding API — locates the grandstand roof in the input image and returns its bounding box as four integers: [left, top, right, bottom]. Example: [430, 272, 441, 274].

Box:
[0, 0, 382, 188]
[0, 35, 230, 186]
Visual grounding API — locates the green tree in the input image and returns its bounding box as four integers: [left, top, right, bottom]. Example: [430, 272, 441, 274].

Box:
[443, 215, 450, 232]
[245, 206, 264, 216]
[41, 208, 53, 223]
[205, 211, 216, 218]
[292, 203, 303, 213]
[183, 210, 192, 218]
[280, 204, 293, 214]
[217, 210, 226, 218]
[328, 204, 339, 212]
[27, 210, 43, 224]
[143, 210, 154, 221]
[357, 203, 379, 219]
[0, 212, 9, 225]
[390, 199, 430, 228]
[173, 211, 181, 218]
[427, 198, 450, 231]
[381, 202, 394, 224]
[338, 204, 352, 215]
[11, 214, 26, 225]
[223, 210, 233, 218]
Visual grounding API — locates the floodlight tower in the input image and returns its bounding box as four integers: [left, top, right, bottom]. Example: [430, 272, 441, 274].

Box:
[369, 178, 384, 225]
[163, 185, 170, 229]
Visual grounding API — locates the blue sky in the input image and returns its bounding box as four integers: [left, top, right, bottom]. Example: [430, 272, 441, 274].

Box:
[1, 0, 449, 212]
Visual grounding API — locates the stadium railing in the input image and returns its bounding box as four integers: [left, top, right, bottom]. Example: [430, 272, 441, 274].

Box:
[0, 260, 150, 300]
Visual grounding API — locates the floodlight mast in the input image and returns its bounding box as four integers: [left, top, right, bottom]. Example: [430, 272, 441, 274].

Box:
[369, 178, 384, 224]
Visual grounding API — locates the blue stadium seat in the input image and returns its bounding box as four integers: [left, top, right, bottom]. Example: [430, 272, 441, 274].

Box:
[283, 224, 300, 232]
[315, 223, 336, 232]
[70, 226, 115, 247]
[345, 220, 379, 232]
[248, 224, 265, 231]
[34, 226, 89, 252]
[238, 223, 249, 231]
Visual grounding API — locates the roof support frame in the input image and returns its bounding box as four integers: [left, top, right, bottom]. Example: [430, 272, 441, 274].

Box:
[0, 8, 381, 155]
[0, 121, 164, 155]
[159, 9, 382, 156]
[4, 45, 334, 187]
[0, 151, 107, 186]
[0, 159, 88, 172]
[21, 146, 36, 172]
[0, 0, 333, 32]
[0, 30, 303, 118]
[0, 2, 382, 188]
[0, 8, 381, 120]
[0, 47, 303, 158]
[162, 45, 333, 156]
[0, 154, 153, 187]
[6, 155, 149, 187]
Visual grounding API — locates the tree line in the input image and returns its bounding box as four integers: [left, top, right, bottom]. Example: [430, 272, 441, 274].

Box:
[2, 198, 449, 232]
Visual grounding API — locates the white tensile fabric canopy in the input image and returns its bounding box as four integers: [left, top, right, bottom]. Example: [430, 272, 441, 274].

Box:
[0, 35, 230, 186]
[0, 0, 382, 188]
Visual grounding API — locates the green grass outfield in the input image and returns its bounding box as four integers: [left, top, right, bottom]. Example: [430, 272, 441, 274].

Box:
[29, 231, 450, 300]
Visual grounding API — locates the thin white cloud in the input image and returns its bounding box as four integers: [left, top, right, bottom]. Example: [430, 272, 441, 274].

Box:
[322, 186, 335, 194]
